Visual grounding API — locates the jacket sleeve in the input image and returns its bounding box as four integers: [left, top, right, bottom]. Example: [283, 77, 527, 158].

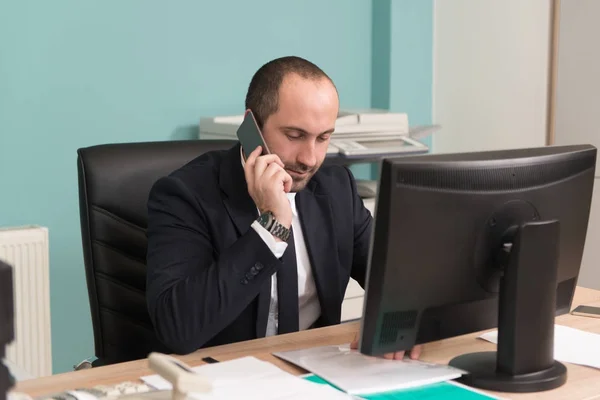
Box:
[145, 175, 280, 354]
[345, 167, 374, 288]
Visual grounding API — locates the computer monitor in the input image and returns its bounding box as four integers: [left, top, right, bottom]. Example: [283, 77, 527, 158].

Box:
[358, 144, 597, 393]
[0, 260, 15, 400]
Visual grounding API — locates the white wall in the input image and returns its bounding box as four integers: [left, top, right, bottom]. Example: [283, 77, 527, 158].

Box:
[553, 0, 600, 290]
[554, 1, 600, 175]
[433, 0, 552, 153]
[432, 0, 599, 290]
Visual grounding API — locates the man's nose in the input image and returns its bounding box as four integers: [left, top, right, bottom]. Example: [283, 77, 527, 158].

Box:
[297, 141, 317, 168]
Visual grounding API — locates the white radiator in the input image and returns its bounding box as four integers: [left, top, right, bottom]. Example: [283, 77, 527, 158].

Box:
[0, 226, 52, 378]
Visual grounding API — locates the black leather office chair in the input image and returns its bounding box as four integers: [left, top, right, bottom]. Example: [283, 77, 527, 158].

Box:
[77, 139, 236, 366]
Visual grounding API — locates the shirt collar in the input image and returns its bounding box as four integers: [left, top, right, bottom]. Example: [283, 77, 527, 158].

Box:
[240, 147, 298, 216]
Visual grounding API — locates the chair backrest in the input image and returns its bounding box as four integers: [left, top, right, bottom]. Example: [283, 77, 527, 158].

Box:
[0, 260, 14, 397]
[77, 139, 236, 365]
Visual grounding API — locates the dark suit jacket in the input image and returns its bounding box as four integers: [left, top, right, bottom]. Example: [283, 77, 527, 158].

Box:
[146, 143, 373, 354]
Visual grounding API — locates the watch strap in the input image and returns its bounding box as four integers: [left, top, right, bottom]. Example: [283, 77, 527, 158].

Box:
[268, 219, 291, 242]
[257, 212, 291, 242]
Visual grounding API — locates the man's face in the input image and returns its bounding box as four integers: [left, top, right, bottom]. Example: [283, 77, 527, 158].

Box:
[259, 73, 339, 192]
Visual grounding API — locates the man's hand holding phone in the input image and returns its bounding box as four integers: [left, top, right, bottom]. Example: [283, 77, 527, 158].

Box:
[244, 146, 293, 240]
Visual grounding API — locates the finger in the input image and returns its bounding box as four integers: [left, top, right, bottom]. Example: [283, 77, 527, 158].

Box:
[409, 345, 422, 360]
[255, 154, 285, 169]
[262, 162, 285, 180]
[253, 156, 269, 181]
[244, 146, 262, 173]
[383, 353, 395, 360]
[350, 334, 359, 350]
[393, 351, 405, 360]
[245, 146, 262, 165]
[253, 154, 285, 182]
[264, 164, 291, 193]
[282, 170, 293, 193]
[274, 169, 293, 193]
[243, 146, 262, 189]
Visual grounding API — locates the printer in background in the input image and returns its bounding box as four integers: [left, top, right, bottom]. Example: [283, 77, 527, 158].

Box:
[199, 109, 438, 159]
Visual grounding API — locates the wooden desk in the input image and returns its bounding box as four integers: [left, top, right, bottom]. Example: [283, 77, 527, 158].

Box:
[16, 286, 600, 399]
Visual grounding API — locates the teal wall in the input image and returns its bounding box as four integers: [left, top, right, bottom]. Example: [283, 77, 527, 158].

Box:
[371, 0, 434, 178]
[0, 1, 433, 373]
[372, 0, 433, 129]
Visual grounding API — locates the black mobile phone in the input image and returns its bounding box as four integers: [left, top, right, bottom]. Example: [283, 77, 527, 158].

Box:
[236, 110, 270, 156]
[571, 305, 600, 318]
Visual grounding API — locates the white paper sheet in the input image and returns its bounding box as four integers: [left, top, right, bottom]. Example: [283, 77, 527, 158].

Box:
[140, 356, 355, 400]
[273, 344, 465, 395]
[479, 324, 600, 369]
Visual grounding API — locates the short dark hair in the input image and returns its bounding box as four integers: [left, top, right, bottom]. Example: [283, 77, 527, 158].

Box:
[245, 56, 335, 128]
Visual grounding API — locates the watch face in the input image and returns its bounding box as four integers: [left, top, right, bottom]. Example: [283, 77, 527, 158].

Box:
[257, 212, 273, 228]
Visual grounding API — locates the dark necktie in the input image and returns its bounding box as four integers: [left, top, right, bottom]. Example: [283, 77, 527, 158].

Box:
[277, 228, 299, 334]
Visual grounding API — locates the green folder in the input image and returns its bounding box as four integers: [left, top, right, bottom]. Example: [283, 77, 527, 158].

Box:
[302, 374, 498, 399]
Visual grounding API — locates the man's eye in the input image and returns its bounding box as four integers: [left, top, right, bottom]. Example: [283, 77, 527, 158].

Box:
[318, 135, 331, 142]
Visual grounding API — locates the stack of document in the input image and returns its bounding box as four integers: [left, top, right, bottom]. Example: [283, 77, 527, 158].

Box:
[273, 344, 465, 396]
[140, 356, 354, 399]
[303, 374, 501, 400]
[480, 324, 600, 369]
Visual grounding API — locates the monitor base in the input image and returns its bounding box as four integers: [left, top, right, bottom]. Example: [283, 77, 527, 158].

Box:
[450, 351, 567, 393]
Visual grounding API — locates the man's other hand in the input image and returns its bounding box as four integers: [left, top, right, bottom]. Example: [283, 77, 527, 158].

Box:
[350, 334, 422, 360]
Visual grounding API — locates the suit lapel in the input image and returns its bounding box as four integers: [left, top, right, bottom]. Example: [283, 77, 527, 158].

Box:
[219, 144, 271, 338]
[297, 180, 341, 326]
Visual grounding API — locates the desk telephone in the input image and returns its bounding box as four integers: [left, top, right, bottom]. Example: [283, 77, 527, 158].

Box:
[33, 354, 207, 400]
[112, 354, 210, 400]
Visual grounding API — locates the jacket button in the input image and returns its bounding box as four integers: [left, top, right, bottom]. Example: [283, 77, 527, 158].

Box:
[255, 262, 264, 270]
[250, 266, 258, 275]
[241, 278, 249, 285]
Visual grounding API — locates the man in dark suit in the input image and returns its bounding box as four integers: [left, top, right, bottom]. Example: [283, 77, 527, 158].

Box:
[146, 56, 421, 360]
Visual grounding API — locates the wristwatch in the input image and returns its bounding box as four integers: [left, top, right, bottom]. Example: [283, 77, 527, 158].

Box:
[256, 211, 291, 242]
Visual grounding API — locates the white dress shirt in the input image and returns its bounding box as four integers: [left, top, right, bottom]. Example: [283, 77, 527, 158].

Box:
[241, 150, 321, 335]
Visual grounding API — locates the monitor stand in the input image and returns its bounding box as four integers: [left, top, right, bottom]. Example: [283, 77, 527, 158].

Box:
[449, 220, 567, 393]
